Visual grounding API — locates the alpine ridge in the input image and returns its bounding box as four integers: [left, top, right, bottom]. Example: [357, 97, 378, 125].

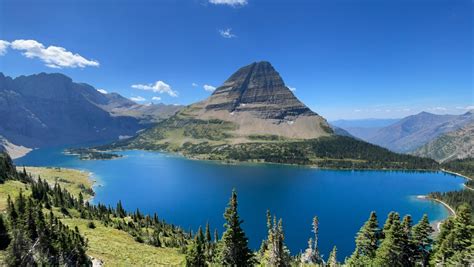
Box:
[178, 61, 332, 140]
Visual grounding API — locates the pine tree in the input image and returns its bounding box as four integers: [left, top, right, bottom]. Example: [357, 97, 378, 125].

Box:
[346, 211, 379, 265]
[204, 222, 213, 262]
[400, 215, 413, 266]
[218, 189, 253, 266]
[374, 212, 404, 266]
[301, 216, 323, 264]
[0, 214, 10, 250]
[411, 214, 433, 266]
[327, 246, 338, 267]
[261, 213, 290, 266]
[186, 226, 206, 266]
[431, 204, 473, 265]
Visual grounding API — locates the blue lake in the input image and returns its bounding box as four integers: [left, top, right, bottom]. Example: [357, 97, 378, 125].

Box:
[15, 147, 465, 260]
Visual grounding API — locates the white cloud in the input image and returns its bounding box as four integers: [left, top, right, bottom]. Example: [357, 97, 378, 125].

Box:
[130, 96, 146, 102]
[288, 86, 296, 92]
[192, 83, 199, 87]
[428, 106, 448, 111]
[209, 0, 247, 6]
[203, 84, 216, 92]
[456, 105, 474, 110]
[0, 40, 9, 56]
[131, 80, 178, 97]
[97, 89, 108, 94]
[219, 28, 237, 39]
[10, 39, 99, 68]
[152, 96, 161, 101]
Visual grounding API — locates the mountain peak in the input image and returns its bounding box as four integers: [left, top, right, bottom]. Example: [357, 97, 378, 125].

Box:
[206, 61, 315, 120]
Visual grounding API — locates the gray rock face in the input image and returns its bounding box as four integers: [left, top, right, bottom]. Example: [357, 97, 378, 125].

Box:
[0, 72, 182, 148]
[367, 111, 473, 153]
[206, 61, 316, 120]
[413, 122, 474, 162]
[178, 61, 332, 140]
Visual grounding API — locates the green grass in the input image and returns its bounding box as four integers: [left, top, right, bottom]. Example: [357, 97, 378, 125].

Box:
[22, 167, 94, 199]
[61, 218, 185, 266]
[0, 180, 31, 212]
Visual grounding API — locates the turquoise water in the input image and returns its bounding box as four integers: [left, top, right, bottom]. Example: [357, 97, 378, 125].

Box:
[15, 147, 465, 259]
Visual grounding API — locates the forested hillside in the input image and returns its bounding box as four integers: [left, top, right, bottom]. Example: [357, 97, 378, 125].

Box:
[1, 151, 472, 266]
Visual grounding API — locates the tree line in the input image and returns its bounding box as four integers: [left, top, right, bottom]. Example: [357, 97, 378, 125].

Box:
[1, 151, 472, 266]
[185, 190, 473, 266]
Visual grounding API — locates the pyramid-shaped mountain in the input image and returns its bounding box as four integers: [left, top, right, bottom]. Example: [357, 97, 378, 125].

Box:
[180, 61, 332, 140]
[104, 61, 438, 169]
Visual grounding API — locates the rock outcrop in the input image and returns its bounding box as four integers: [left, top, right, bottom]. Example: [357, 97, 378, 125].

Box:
[179, 61, 332, 140]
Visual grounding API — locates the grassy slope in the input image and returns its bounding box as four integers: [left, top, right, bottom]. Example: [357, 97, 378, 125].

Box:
[0, 180, 31, 212]
[0, 167, 184, 266]
[22, 167, 95, 199]
[62, 219, 184, 265]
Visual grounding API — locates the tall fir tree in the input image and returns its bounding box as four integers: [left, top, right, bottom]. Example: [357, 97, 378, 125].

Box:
[186, 226, 206, 266]
[327, 246, 338, 267]
[261, 212, 290, 266]
[301, 216, 323, 265]
[400, 215, 414, 266]
[411, 214, 433, 266]
[431, 204, 473, 265]
[346, 211, 379, 266]
[374, 212, 404, 266]
[218, 189, 253, 266]
[0, 214, 10, 250]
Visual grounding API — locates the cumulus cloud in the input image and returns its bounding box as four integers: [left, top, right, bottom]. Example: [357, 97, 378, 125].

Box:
[130, 96, 146, 102]
[131, 81, 178, 97]
[203, 84, 216, 92]
[10, 39, 99, 68]
[219, 28, 237, 39]
[152, 96, 161, 101]
[288, 86, 296, 92]
[0, 40, 9, 56]
[192, 83, 199, 87]
[97, 89, 108, 94]
[209, 0, 247, 6]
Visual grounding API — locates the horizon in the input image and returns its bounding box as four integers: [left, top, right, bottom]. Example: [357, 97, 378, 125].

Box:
[1, 0, 472, 120]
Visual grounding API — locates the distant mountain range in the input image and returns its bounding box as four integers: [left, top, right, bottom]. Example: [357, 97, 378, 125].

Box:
[366, 111, 473, 153]
[102, 61, 437, 170]
[0, 72, 181, 150]
[334, 111, 473, 159]
[330, 118, 400, 140]
[413, 122, 474, 162]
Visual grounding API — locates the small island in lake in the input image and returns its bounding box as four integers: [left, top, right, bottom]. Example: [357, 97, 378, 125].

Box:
[64, 148, 122, 160]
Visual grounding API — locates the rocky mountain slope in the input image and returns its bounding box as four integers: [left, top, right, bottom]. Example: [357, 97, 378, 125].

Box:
[331, 118, 400, 140]
[101, 61, 438, 170]
[183, 61, 332, 139]
[413, 122, 474, 162]
[116, 61, 333, 150]
[366, 111, 473, 153]
[0, 72, 180, 148]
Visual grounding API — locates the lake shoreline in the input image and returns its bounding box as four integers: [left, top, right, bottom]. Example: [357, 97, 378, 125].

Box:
[100, 147, 441, 173]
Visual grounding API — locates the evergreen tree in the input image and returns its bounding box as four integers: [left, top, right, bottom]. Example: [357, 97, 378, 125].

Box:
[186, 226, 206, 266]
[400, 215, 413, 266]
[411, 214, 433, 266]
[327, 246, 338, 267]
[218, 189, 253, 266]
[301, 216, 323, 264]
[261, 212, 290, 266]
[346, 211, 379, 265]
[431, 204, 473, 265]
[0, 214, 10, 250]
[374, 212, 404, 266]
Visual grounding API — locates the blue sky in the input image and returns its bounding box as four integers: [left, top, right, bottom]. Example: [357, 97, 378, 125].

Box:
[0, 0, 472, 120]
